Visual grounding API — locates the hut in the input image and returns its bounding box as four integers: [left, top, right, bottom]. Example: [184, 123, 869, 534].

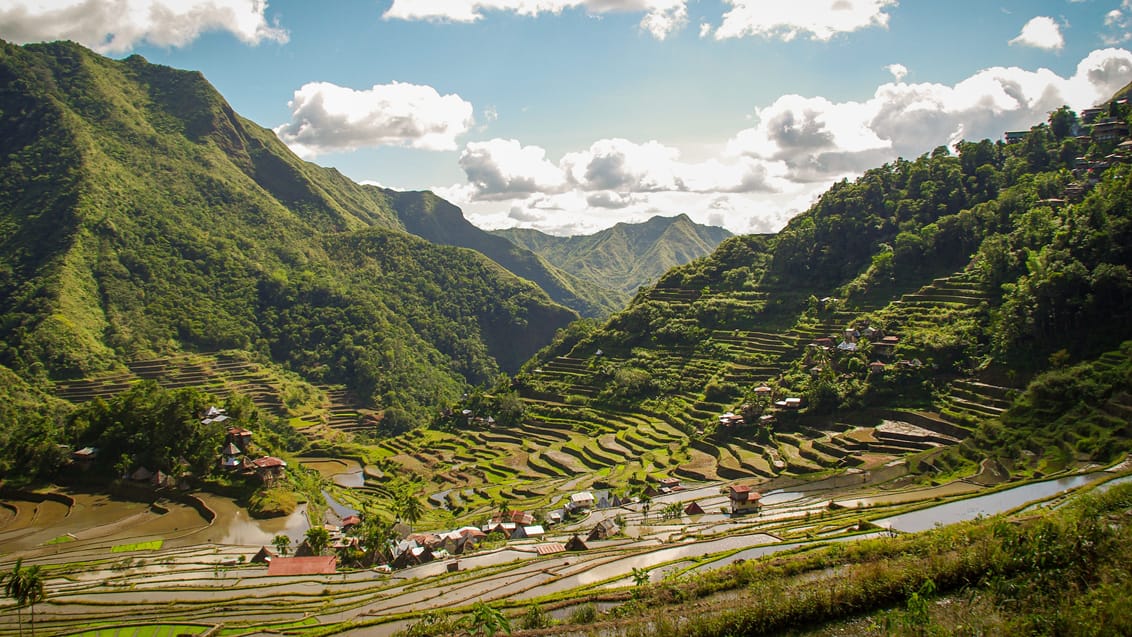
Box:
[587, 518, 619, 541]
[684, 501, 705, 515]
[250, 546, 277, 564]
[565, 535, 589, 551]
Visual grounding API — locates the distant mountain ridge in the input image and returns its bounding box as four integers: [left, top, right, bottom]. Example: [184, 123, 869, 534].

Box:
[492, 214, 732, 294]
[389, 190, 625, 317]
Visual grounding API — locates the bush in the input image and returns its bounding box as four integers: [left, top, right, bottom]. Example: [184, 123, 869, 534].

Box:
[568, 602, 598, 624]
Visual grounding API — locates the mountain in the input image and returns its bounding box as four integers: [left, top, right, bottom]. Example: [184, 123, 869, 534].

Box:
[388, 189, 625, 317]
[0, 39, 577, 414]
[517, 105, 1132, 479]
[492, 214, 732, 294]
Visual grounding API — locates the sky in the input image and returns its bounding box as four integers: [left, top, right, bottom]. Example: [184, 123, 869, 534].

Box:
[3, 1, 1132, 236]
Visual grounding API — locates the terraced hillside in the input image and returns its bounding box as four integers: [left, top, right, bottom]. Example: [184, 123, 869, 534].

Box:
[53, 352, 365, 433]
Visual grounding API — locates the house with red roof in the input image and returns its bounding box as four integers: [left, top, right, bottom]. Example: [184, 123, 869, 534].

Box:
[729, 484, 762, 515]
[266, 556, 337, 576]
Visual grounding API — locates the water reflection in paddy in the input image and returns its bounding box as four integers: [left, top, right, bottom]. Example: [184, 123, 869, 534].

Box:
[876, 472, 1108, 533]
[300, 458, 365, 488]
[192, 494, 310, 547]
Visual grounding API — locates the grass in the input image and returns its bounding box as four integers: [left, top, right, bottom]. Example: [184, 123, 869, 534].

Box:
[110, 539, 164, 553]
[46, 534, 75, 544]
[67, 624, 211, 636]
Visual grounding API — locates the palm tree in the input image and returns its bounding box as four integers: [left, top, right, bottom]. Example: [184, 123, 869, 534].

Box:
[399, 494, 424, 533]
[21, 565, 45, 637]
[3, 559, 26, 637]
[304, 526, 330, 556]
[4, 559, 46, 637]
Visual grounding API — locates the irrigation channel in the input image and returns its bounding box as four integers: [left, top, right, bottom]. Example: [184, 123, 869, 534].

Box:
[0, 464, 1127, 636]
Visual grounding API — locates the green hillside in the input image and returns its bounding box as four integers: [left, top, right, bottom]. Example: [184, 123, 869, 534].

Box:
[0, 40, 576, 416]
[515, 104, 1132, 482]
[493, 213, 732, 294]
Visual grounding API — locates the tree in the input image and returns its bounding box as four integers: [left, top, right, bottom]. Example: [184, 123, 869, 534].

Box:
[462, 600, 511, 637]
[3, 559, 46, 637]
[1048, 105, 1077, 140]
[271, 534, 291, 556]
[359, 518, 394, 565]
[304, 526, 330, 556]
[631, 566, 650, 587]
[397, 493, 424, 532]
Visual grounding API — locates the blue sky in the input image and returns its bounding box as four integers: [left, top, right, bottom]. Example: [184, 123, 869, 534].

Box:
[3, 1, 1131, 235]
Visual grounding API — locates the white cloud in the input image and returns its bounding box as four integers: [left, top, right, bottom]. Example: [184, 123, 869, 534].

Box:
[459, 139, 569, 200]
[886, 63, 908, 82]
[1009, 16, 1065, 50]
[452, 48, 1132, 235]
[383, 0, 688, 39]
[274, 81, 474, 157]
[0, 0, 287, 53]
[728, 48, 1132, 184]
[713, 0, 897, 41]
[1103, 2, 1132, 45]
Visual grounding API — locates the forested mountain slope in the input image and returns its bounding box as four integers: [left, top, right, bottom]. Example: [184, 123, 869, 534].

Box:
[0, 39, 576, 415]
[493, 214, 732, 294]
[515, 101, 1132, 480]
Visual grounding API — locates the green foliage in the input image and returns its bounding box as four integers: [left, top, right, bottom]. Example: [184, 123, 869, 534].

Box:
[567, 602, 598, 625]
[461, 601, 511, 637]
[519, 603, 551, 630]
[972, 341, 1132, 463]
[68, 381, 220, 476]
[0, 364, 70, 482]
[303, 526, 330, 556]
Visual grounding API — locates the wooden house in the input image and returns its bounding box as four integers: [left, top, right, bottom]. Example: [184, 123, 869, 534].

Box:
[729, 484, 762, 515]
[250, 546, 277, 564]
[565, 535, 589, 551]
[252, 456, 287, 486]
[587, 518, 619, 541]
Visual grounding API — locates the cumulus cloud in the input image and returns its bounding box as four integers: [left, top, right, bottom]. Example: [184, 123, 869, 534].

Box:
[459, 139, 569, 200]
[274, 81, 474, 157]
[383, 0, 688, 39]
[1009, 16, 1064, 50]
[712, 0, 896, 41]
[455, 48, 1132, 235]
[0, 0, 287, 53]
[886, 63, 908, 82]
[727, 48, 1132, 183]
[460, 137, 781, 203]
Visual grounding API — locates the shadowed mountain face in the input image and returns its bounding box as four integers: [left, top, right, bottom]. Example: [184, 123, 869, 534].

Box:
[0, 39, 576, 413]
[492, 214, 733, 294]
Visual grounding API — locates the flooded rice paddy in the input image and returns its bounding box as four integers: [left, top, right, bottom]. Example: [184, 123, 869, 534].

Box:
[2, 463, 1128, 635]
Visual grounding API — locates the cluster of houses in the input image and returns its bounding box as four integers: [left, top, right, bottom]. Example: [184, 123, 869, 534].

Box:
[1007, 102, 1132, 205]
[208, 406, 289, 486]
